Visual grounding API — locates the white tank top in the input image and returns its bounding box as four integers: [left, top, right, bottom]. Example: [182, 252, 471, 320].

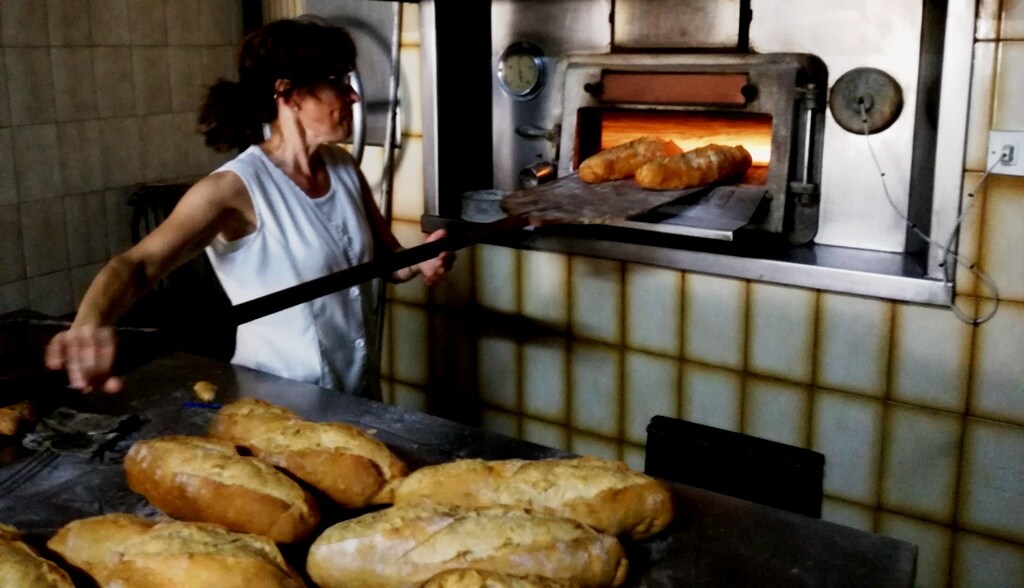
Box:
[205, 144, 378, 394]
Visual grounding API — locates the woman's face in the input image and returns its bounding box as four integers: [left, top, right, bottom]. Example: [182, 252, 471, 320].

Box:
[292, 75, 359, 144]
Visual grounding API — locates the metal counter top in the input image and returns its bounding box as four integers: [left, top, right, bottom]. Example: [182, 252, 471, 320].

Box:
[0, 352, 916, 587]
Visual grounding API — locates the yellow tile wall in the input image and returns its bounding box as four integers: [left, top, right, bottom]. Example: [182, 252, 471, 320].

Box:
[381, 4, 1024, 586]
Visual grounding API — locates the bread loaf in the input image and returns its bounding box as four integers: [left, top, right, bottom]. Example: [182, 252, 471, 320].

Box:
[209, 397, 408, 507]
[423, 568, 578, 588]
[577, 136, 682, 183]
[0, 400, 36, 436]
[123, 435, 319, 543]
[391, 456, 674, 539]
[46, 513, 155, 584]
[634, 143, 752, 190]
[103, 520, 306, 588]
[306, 503, 629, 588]
[0, 524, 74, 588]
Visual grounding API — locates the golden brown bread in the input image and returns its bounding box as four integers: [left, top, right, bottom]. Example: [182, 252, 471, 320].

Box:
[306, 503, 629, 588]
[577, 136, 682, 183]
[0, 525, 75, 587]
[423, 568, 579, 588]
[103, 520, 306, 588]
[208, 397, 408, 507]
[46, 513, 155, 584]
[634, 143, 752, 190]
[0, 400, 37, 436]
[123, 435, 320, 543]
[391, 456, 675, 539]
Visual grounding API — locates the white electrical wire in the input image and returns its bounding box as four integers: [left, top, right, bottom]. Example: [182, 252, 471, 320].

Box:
[859, 103, 1001, 325]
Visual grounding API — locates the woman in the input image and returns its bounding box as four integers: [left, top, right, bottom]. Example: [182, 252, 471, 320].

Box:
[44, 19, 453, 396]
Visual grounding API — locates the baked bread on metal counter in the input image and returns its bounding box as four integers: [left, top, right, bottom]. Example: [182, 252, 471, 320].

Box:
[306, 503, 628, 588]
[208, 397, 408, 507]
[390, 456, 675, 539]
[123, 435, 320, 543]
[577, 136, 683, 183]
[634, 143, 752, 190]
[423, 568, 579, 587]
[46, 513, 155, 584]
[0, 523, 74, 588]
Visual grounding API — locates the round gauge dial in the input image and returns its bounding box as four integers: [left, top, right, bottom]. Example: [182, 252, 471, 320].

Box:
[498, 42, 546, 100]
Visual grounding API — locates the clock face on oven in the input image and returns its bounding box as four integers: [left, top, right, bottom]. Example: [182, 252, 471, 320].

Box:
[498, 42, 546, 100]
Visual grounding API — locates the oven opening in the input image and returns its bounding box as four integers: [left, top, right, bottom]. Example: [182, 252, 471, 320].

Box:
[575, 108, 773, 186]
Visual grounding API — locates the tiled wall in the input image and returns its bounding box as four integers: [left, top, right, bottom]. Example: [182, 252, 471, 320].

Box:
[0, 0, 240, 316]
[375, 2, 1024, 587]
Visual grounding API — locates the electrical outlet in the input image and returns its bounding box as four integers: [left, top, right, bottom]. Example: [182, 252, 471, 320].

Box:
[987, 130, 1024, 176]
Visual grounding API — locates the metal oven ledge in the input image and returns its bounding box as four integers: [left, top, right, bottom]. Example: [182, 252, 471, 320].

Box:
[422, 214, 951, 306]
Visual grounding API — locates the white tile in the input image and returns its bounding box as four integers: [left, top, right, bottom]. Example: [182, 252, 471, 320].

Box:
[28, 271, 73, 317]
[389, 220, 429, 305]
[522, 418, 568, 451]
[474, 244, 518, 314]
[139, 114, 178, 181]
[977, 0, 1002, 40]
[98, 117, 141, 189]
[820, 497, 874, 532]
[89, 0, 131, 45]
[569, 432, 619, 461]
[51, 48, 99, 122]
[94, 47, 137, 118]
[133, 47, 172, 115]
[743, 378, 809, 448]
[0, 204, 26, 284]
[964, 42, 996, 172]
[625, 264, 681, 355]
[12, 124, 62, 202]
[0, 280, 30, 314]
[522, 338, 567, 422]
[399, 46, 423, 135]
[955, 172, 988, 296]
[0, 129, 16, 205]
[681, 363, 742, 432]
[199, 0, 242, 46]
[683, 273, 746, 369]
[1, 0, 50, 47]
[392, 383, 427, 413]
[58, 121, 104, 195]
[881, 405, 962, 523]
[5, 48, 56, 125]
[201, 45, 237, 85]
[392, 137, 425, 222]
[47, 0, 91, 46]
[624, 351, 679, 445]
[971, 301, 1024, 423]
[478, 336, 518, 411]
[877, 513, 953, 588]
[571, 343, 621, 437]
[401, 3, 420, 46]
[958, 419, 1024, 542]
[169, 47, 205, 113]
[979, 176, 1024, 302]
[480, 408, 519, 439]
[104, 187, 135, 254]
[391, 303, 428, 386]
[166, 0, 202, 45]
[521, 249, 568, 327]
[359, 146, 386, 193]
[21, 198, 70, 277]
[65, 191, 110, 266]
[891, 302, 972, 411]
[747, 282, 815, 383]
[812, 390, 883, 504]
[1004, 0, 1024, 40]
[622, 445, 646, 473]
[0, 50, 9, 127]
[570, 256, 621, 343]
[816, 293, 891, 397]
[70, 261, 105, 309]
[953, 532, 1024, 588]
[129, 0, 168, 46]
[993, 42, 1024, 130]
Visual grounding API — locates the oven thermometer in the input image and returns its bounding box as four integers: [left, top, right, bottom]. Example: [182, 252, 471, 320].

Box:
[498, 42, 546, 100]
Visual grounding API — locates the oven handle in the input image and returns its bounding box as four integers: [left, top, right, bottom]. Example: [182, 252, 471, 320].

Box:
[349, 68, 367, 165]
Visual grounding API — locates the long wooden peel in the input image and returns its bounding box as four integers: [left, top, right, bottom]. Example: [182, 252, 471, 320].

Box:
[230, 175, 697, 326]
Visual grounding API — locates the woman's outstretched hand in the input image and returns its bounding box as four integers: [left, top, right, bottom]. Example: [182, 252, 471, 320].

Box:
[417, 229, 456, 287]
[44, 326, 123, 394]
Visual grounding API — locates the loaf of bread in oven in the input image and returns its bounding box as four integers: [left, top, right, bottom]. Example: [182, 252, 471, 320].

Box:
[391, 456, 674, 539]
[306, 503, 629, 588]
[208, 397, 408, 507]
[46, 513, 155, 584]
[423, 568, 579, 588]
[0, 524, 74, 588]
[634, 143, 752, 190]
[107, 520, 303, 588]
[577, 136, 683, 183]
[123, 435, 320, 543]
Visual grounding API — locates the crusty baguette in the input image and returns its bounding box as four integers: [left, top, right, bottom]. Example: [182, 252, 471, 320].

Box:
[46, 513, 155, 584]
[103, 520, 306, 588]
[634, 143, 752, 190]
[423, 568, 579, 588]
[578, 136, 682, 183]
[306, 503, 629, 588]
[208, 398, 408, 507]
[123, 435, 319, 543]
[0, 400, 36, 436]
[391, 456, 675, 539]
[0, 526, 75, 588]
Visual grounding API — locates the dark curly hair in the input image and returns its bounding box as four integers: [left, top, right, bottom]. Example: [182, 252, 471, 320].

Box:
[199, 19, 357, 152]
